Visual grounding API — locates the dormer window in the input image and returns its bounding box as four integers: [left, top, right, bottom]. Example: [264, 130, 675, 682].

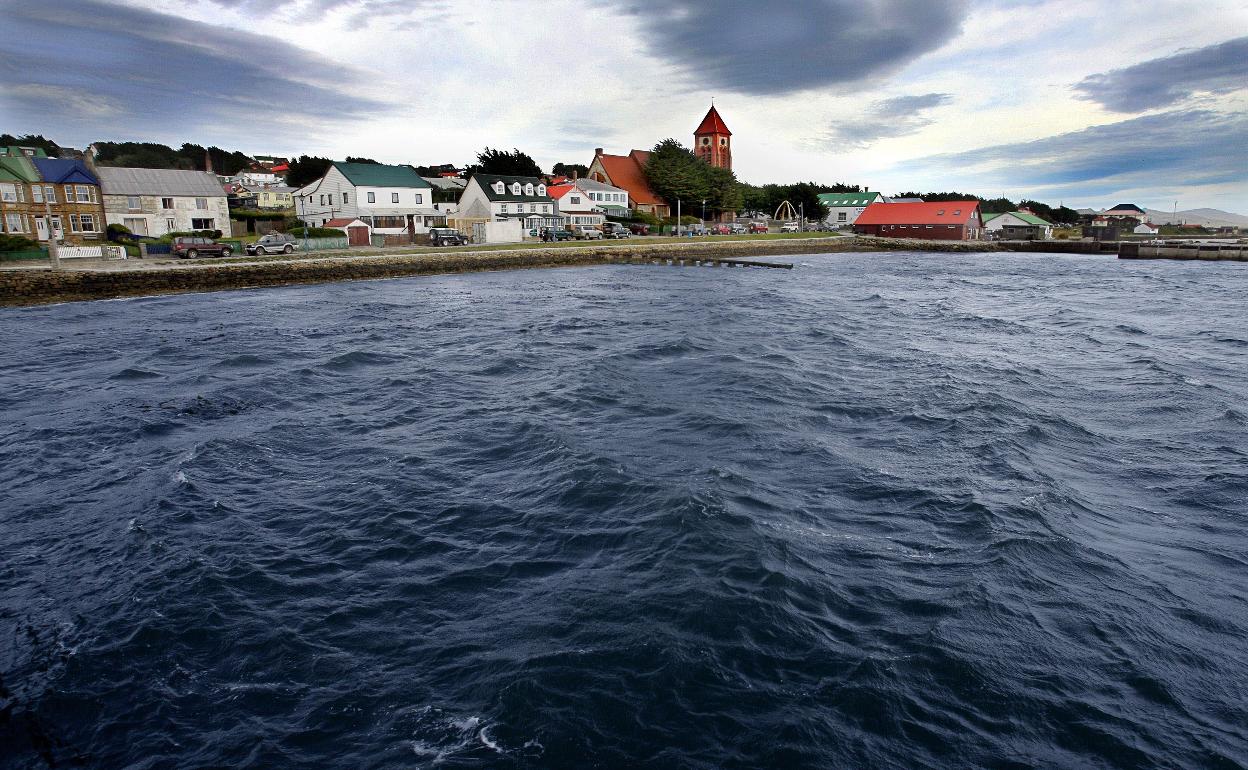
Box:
[493, 181, 505, 194]
[536, 184, 546, 196]
[511, 183, 521, 195]
[524, 183, 534, 196]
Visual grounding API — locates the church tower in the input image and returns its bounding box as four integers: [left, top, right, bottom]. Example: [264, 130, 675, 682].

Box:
[694, 104, 732, 170]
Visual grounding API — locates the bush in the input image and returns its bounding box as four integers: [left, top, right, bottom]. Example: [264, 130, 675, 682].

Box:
[107, 223, 131, 236]
[160, 230, 222, 242]
[0, 234, 40, 251]
[288, 226, 346, 238]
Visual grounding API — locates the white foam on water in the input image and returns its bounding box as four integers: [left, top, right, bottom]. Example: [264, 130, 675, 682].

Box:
[174, 471, 189, 484]
[479, 726, 502, 753]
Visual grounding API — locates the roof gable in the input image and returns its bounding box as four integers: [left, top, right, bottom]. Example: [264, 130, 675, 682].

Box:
[33, 158, 98, 185]
[0, 154, 40, 182]
[332, 161, 431, 189]
[855, 201, 981, 226]
[593, 151, 663, 205]
[97, 167, 227, 197]
[694, 106, 732, 137]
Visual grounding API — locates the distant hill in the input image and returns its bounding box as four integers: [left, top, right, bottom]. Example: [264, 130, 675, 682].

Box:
[1142, 208, 1248, 227]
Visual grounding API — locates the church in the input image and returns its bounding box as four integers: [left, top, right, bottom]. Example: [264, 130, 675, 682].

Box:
[587, 105, 735, 222]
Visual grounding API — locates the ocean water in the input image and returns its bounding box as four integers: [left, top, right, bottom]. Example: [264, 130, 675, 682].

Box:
[1, 252, 1246, 769]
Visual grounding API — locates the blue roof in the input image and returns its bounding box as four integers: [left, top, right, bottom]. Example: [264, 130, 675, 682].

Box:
[32, 157, 99, 185]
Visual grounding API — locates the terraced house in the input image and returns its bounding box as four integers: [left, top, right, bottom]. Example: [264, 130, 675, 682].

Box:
[0, 147, 107, 245]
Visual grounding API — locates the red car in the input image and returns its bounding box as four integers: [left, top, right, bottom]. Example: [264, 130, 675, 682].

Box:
[172, 236, 233, 258]
[628, 223, 650, 235]
[712, 224, 732, 235]
[748, 222, 769, 234]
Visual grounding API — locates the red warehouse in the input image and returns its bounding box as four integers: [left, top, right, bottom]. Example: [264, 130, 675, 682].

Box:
[853, 201, 984, 240]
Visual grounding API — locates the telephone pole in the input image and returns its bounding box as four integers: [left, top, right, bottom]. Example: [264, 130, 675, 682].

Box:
[44, 197, 61, 270]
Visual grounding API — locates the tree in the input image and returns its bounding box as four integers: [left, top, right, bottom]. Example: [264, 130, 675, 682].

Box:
[285, 155, 333, 188]
[644, 139, 710, 210]
[466, 147, 542, 177]
[345, 156, 380, 164]
[0, 133, 62, 156]
[552, 162, 589, 179]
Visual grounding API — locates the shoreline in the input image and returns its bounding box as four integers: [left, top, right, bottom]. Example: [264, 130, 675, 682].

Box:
[0, 236, 999, 307]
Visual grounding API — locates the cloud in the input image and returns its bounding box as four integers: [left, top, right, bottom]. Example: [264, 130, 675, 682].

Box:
[0, 0, 387, 145]
[907, 108, 1248, 197]
[821, 92, 952, 148]
[628, 0, 969, 95]
[1074, 35, 1248, 112]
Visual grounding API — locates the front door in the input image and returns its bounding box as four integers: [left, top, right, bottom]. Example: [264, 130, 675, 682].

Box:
[35, 216, 49, 241]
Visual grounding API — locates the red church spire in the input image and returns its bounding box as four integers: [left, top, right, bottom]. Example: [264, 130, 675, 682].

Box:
[693, 104, 732, 169]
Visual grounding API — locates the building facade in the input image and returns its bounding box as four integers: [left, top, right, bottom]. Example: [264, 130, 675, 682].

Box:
[853, 201, 983, 240]
[455, 174, 560, 230]
[97, 167, 230, 237]
[982, 210, 1053, 240]
[295, 162, 439, 235]
[549, 183, 604, 228]
[587, 149, 669, 219]
[0, 150, 108, 245]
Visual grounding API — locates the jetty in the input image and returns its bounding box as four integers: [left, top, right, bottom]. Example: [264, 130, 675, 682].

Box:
[1118, 241, 1248, 262]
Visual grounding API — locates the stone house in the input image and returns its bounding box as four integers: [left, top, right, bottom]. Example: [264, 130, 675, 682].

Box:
[97, 167, 231, 237]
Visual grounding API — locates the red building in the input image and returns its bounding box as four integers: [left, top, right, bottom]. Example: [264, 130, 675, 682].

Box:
[694, 105, 732, 170]
[853, 201, 984, 240]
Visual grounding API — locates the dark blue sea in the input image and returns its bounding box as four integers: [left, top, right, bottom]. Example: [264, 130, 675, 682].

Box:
[2, 252, 1246, 769]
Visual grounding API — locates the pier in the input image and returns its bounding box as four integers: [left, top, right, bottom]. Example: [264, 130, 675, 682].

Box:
[1119, 241, 1248, 262]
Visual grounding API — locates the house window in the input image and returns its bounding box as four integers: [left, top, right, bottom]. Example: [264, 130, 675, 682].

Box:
[5, 213, 23, 232]
[537, 185, 546, 196]
[570, 196, 580, 204]
[391, 192, 399, 203]
[32, 185, 43, 203]
[342, 192, 349, 204]
[493, 182, 504, 194]
[524, 183, 534, 196]
[127, 196, 140, 211]
[166, 218, 176, 231]
[367, 192, 375, 203]
[953, 209, 961, 215]
[530, 204, 536, 213]
[501, 204, 508, 213]
[0, 183, 16, 202]
[75, 185, 92, 203]
[320, 195, 326, 206]
[327, 194, 333, 205]
[44, 186, 55, 202]
[161, 197, 174, 209]
[542, 205, 549, 213]
[838, 212, 847, 221]
[69, 215, 82, 232]
[414, 193, 422, 204]
[702, 137, 710, 145]
[191, 218, 214, 230]
[193, 198, 206, 210]
[511, 183, 521, 195]
[926, 224, 933, 228]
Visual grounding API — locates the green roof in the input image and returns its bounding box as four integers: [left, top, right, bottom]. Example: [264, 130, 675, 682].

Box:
[332, 161, 431, 188]
[817, 191, 882, 206]
[0, 153, 40, 183]
[472, 173, 551, 202]
[988, 210, 1053, 226]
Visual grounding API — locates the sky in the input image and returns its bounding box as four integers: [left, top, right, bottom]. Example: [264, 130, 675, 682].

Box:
[2, 0, 1246, 213]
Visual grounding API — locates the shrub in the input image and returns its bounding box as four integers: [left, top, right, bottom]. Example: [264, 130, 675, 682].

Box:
[107, 223, 131, 236]
[0, 234, 40, 251]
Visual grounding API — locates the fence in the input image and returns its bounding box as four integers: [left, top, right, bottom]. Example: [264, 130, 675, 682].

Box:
[58, 245, 127, 260]
[0, 249, 49, 261]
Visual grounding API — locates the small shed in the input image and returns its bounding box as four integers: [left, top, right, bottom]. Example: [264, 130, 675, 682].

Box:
[324, 217, 371, 246]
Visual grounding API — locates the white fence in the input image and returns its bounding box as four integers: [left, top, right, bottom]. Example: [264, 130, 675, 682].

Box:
[58, 245, 127, 260]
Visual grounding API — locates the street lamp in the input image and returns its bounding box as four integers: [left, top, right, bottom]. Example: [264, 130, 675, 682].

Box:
[702, 199, 706, 225]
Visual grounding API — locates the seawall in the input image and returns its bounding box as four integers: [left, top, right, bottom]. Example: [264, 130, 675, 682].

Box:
[0, 237, 999, 307]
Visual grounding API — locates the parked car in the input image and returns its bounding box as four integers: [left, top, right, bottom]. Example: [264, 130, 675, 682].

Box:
[572, 224, 603, 240]
[245, 233, 297, 255]
[429, 227, 469, 246]
[172, 236, 233, 258]
[711, 224, 731, 235]
[550, 228, 575, 241]
[748, 222, 769, 233]
[602, 222, 632, 239]
[682, 224, 709, 236]
[729, 223, 748, 234]
[780, 221, 800, 233]
[628, 223, 651, 236]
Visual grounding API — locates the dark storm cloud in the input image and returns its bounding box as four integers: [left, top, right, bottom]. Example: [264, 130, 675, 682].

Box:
[822, 93, 952, 148]
[0, 0, 386, 142]
[1074, 36, 1248, 113]
[910, 109, 1248, 193]
[630, 0, 969, 95]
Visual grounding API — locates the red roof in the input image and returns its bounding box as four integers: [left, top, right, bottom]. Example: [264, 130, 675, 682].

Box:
[594, 150, 663, 205]
[271, 163, 288, 173]
[694, 106, 732, 137]
[324, 218, 366, 227]
[855, 201, 980, 226]
[547, 183, 575, 200]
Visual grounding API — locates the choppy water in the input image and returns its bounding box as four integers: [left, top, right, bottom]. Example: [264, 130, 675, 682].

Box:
[2, 252, 1246, 769]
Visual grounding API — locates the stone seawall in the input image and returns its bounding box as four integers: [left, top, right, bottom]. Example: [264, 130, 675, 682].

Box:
[0, 237, 999, 307]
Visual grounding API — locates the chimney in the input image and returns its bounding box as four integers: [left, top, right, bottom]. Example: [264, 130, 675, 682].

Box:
[572, 169, 578, 180]
[204, 149, 214, 175]
[595, 148, 603, 157]
[83, 144, 98, 174]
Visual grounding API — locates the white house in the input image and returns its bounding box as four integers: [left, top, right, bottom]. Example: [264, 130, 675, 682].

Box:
[295, 161, 439, 236]
[96, 167, 230, 237]
[548, 183, 604, 228]
[572, 178, 630, 218]
[817, 191, 884, 227]
[982, 210, 1054, 240]
[455, 174, 561, 230]
[233, 169, 281, 187]
[1134, 222, 1160, 235]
